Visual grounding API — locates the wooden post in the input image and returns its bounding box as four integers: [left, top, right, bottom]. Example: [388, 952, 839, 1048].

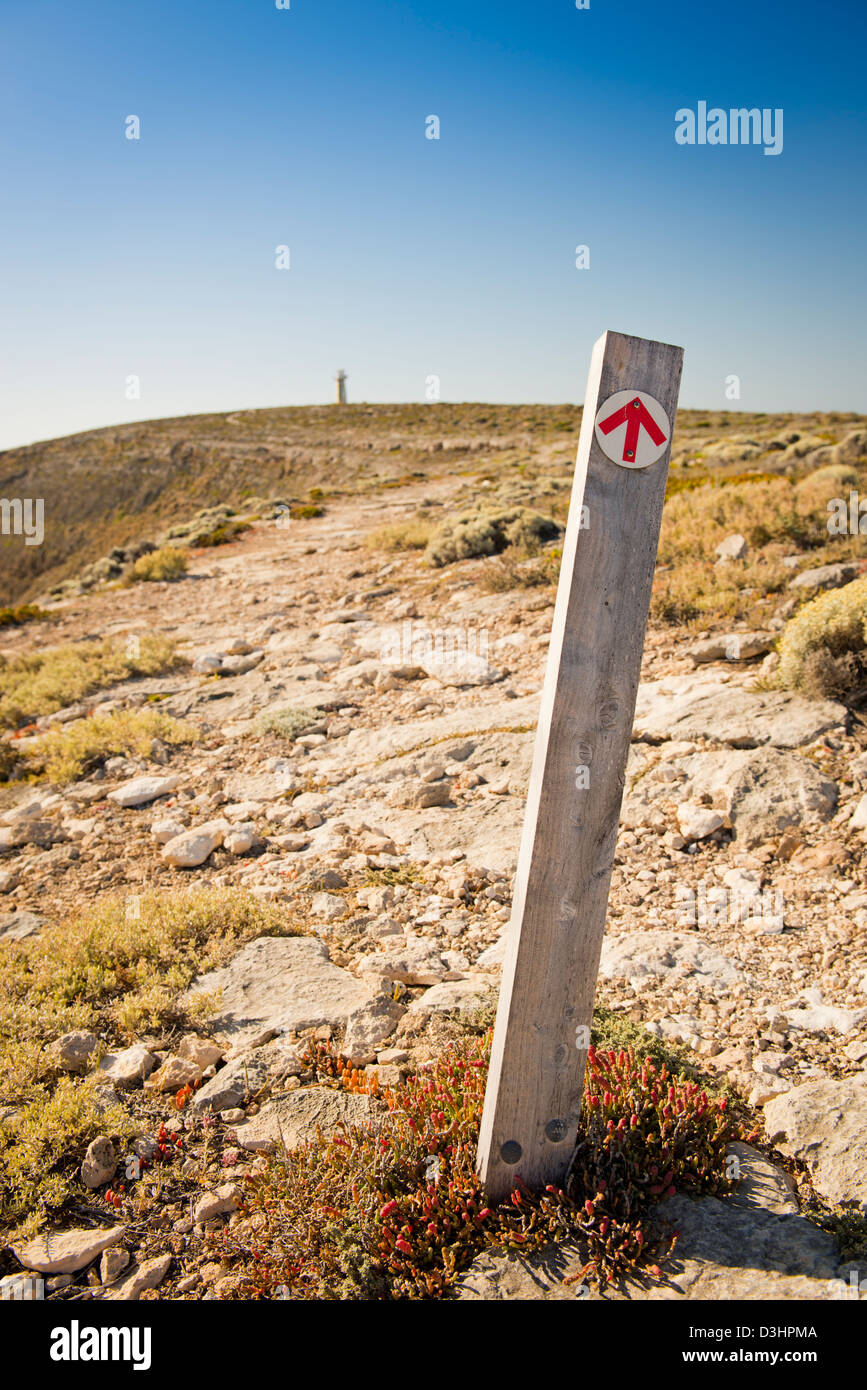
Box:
[476, 329, 683, 1201]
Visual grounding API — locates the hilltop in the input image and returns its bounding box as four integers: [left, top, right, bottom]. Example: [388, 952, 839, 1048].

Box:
[2, 403, 864, 607]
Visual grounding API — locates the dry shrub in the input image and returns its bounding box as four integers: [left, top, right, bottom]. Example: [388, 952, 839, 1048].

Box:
[774, 574, 867, 699]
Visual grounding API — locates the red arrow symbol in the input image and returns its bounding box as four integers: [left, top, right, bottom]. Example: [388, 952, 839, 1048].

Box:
[597, 396, 667, 463]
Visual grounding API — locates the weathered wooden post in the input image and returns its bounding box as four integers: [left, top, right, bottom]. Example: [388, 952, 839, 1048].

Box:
[476, 329, 683, 1201]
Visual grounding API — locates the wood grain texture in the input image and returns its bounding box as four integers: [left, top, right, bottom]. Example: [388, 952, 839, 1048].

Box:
[476, 329, 684, 1201]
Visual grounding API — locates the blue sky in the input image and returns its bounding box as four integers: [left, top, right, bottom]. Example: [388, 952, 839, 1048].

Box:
[1, 0, 865, 448]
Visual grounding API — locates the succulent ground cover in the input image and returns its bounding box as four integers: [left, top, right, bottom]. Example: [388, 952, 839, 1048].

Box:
[214, 1030, 747, 1300]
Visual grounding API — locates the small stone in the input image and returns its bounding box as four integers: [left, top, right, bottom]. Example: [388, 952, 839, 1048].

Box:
[47, 1030, 99, 1074]
[13, 1224, 127, 1275]
[405, 779, 453, 809]
[98, 1043, 156, 1088]
[105, 1253, 172, 1301]
[342, 989, 405, 1064]
[162, 820, 227, 868]
[80, 1136, 117, 1190]
[311, 891, 345, 921]
[99, 1247, 130, 1284]
[145, 1055, 203, 1093]
[177, 1035, 224, 1069]
[108, 775, 180, 809]
[224, 824, 257, 855]
[151, 817, 187, 844]
[676, 803, 725, 841]
[219, 1107, 246, 1123]
[714, 533, 747, 562]
[193, 1183, 241, 1224]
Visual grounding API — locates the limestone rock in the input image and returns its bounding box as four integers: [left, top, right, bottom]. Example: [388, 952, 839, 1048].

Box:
[223, 823, 258, 855]
[418, 653, 499, 687]
[714, 533, 747, 561]
[192, 1039, 301, 1112]
[676, 747, 837, 845]
[764, 1077, 867, 1210]
[676, 803, 724, 840]
[161, 819, 228, 868]
[47, 1030, 99, 1073]
[104, 1253, 172, 1300]
[0, 910, 44, 942]
[108, 775, 180, 808]
[407, 976, 500, 1015]
[151, 817, 187, 844]
[358, 936, 448, 987]
[80, 1136, 117, 1189]
[181, 936, 373, 1048]
[789, 562, 859, 591]
[234, 1087, 375, 1154]
[145, 1055, 203, 1093]
[633, 674, 845, 749]
[177, 1035, 224, 1069]
[311, 891, 345, 921]
[599, 932, 743, 991]
[342, 990, 405, 1063]
[98, 1043, 157, 1088]
[13, 1224, 127, 1275]
[193, 1183, 241, 1224]
[687, 631, 774, 665]
[100, 1248, 130, 1284]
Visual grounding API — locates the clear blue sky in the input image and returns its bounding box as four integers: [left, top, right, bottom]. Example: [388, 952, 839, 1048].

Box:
[1, 0, 865, 449]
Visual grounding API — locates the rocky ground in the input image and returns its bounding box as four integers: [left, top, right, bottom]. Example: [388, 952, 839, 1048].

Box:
[2, 472, 867, 1301]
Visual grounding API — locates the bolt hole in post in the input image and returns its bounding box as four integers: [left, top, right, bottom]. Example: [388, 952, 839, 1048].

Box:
[476, 330, 683, 1202]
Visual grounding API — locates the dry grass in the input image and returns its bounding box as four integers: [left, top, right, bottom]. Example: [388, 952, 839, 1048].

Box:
[773, 575, 867, 699]
[0, 635, 183, 731]
[0, 888, 303, 1237]
[123, 546, 188, 584]
[366, 520, 434, 552]
[25, 707, 197, 783]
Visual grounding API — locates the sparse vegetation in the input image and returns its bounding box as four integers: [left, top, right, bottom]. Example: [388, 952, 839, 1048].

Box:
[0, 605, 52, 629]
[0, 889, 302, 1237]
[479, 549, 561, 592]
[123, 546, 188, 584]
[254, 705, 323, 740]
[773, 574, 867, 699]
[0, 635, 183, 731]
[366, 521, 434, 552]
[25, 707, 197, 783]
[425, 508, 562, 567]
[215, 1028, 743, 1300]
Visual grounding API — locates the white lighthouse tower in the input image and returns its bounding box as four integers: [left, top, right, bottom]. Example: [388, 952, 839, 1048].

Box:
[335, 370, 347, 405]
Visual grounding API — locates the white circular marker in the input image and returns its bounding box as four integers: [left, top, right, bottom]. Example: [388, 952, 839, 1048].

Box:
[594, 389, 670, 470]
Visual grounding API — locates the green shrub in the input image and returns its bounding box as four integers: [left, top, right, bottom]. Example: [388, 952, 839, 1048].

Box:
[124, 546, 188, 583]
[0, 635, 182, 731]
[26, 707, 197, 783]
[425, 508, 562, 567]
[0, 605, 51, 629]
[254, 705, 323, 739]
[775, 574, 867, 698]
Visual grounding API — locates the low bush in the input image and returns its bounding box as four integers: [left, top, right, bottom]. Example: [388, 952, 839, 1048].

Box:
[214, 1031, 744, 1300]
[774, 574, 867, 699]
[0, 635, 182, 731]
[123, 546, 188, 583]
[425, 508, 562, 567]
[254, 705, 323, 740]
[26, 707, 197, 783]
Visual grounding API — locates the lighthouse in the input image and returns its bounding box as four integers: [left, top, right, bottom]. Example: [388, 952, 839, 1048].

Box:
[335, 370, 347, 405]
